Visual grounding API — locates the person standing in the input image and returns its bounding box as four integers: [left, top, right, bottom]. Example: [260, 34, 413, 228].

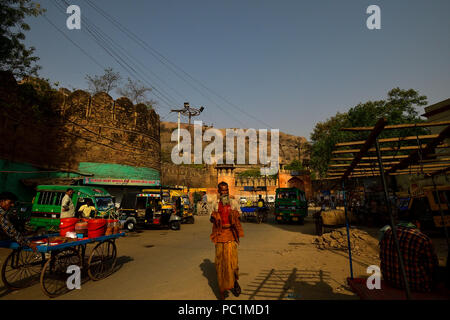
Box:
[175, 196, 183, 217]
[61, 188, 75, 218]
[78, 198, 96, 218]
[330, 196, 337, 210]
[0, 192, 37, 252]
[210, 182, 244, 299]
[257, 194, 265, 208]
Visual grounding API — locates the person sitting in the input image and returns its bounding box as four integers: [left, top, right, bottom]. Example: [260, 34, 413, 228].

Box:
[78, 199, 96, 219]
[0, 192, 37, 252]
[379, 210, 439, 292]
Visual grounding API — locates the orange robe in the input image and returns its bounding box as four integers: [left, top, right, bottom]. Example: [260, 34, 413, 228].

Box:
[210, 201, 244, 293]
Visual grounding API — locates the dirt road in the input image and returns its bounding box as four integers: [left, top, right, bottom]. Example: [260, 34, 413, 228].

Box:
[1, 214, 445, 300]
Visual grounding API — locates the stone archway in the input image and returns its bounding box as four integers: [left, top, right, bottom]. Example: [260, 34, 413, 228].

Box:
[287, 177, 305, 191]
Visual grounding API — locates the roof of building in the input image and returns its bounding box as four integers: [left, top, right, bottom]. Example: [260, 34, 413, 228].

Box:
[423, 98, 450, 118]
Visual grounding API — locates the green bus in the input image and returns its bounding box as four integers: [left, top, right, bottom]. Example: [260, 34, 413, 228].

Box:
[274, 187, 308, 224]
[30, 185, 115, 233]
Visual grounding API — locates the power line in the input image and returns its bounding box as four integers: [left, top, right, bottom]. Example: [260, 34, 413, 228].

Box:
[42, 14, 104, 69]
[52, 0, 177, 109]
[82, 0, 264, 128]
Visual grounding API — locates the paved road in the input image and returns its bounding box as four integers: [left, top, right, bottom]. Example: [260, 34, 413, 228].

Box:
[0, 214, 370, 300]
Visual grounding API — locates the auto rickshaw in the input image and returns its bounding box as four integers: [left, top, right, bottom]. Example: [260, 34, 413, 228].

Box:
[164, 189, 195, 224]
[120, 189, 181, 231]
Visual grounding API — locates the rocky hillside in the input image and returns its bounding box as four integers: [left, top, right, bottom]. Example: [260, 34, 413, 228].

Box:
[160, 121, 309, 166]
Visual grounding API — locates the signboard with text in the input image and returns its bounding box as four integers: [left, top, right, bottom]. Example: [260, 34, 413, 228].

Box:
[83, 177, 160, 187]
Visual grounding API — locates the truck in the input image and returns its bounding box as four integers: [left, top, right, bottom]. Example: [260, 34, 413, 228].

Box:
[274, 187, 308, 224]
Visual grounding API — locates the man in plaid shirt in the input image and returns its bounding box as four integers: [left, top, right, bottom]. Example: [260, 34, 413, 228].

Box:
[380, 213, 439, 292]
[0, 192, 37, 251]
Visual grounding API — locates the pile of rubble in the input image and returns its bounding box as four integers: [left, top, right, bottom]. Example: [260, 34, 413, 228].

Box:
[312, 227, 379, 257]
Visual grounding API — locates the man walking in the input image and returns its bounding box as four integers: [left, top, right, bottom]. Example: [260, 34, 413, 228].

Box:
[61, 188, 75, 218]
[210, 182, 244, 299]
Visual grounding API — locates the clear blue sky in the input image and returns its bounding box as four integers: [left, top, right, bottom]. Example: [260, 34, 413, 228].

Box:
[23, 0, 450, 139]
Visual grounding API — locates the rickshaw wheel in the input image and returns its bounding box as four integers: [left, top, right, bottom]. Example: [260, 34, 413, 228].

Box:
[1, 249, 45, 290]
[87, 240, 117, 281]
[40, 248, 82, 298]
[169, 221, 181, 230]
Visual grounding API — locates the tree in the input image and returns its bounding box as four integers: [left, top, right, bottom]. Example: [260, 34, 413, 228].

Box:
[0, 0, 44, 77]
[310, 112, 350, 177]
[284, 160, 305, 171]
[85, 67, 121, 95]
[310, 88, 428, 177]
[117, 77, 155, 108]
[17, 76, 59, 121]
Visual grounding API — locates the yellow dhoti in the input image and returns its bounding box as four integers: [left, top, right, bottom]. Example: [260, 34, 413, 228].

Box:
[215, 240, 239, 293]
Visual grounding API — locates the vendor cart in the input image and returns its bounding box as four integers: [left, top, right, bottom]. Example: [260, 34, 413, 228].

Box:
[0, 232, 125, 298]
[240, 206, 268, 224]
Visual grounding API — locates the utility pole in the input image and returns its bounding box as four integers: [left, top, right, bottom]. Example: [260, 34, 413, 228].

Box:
[263, 161, 269, 203]
[171, 102, 205, 151]
[171, 102, 205, 126]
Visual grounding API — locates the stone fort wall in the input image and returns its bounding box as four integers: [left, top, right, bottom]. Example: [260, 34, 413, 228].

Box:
[0, 71, 160, 175]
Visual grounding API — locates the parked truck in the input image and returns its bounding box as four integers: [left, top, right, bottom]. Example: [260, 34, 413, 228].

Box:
[274, 187, 308, 224]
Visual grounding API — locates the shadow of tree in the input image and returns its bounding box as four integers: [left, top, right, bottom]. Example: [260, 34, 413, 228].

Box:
[199, 258, 220, 299]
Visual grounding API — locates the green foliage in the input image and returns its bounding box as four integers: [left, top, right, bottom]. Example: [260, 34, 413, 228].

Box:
[284, 159, 305, 171]
[237, 169, 261, 178]
[0, 0, 45, 77]
[17, 77, 59, 121]
[310, 88, 428, 178]
[310, 112, 350, 177]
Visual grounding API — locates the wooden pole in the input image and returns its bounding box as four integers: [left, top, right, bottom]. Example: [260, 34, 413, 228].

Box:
[341, 120, 450, 131]
[342, 180, 354, 279]
[375, 138, 412, 300]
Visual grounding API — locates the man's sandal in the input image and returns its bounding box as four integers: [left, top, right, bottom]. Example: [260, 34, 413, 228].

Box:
[231, 281, 241, 297]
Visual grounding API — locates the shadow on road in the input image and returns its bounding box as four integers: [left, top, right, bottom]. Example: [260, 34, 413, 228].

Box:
[259, 215, 317, 236]
[241, 268, 355, 300]
[199, 258, 220, 300]
[113, 255, 134, 273]
[0, 287, 12, 298]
